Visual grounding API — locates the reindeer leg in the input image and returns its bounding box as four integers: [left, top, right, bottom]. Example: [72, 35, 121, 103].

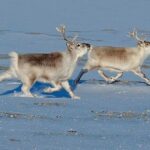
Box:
[109, 72, 123, 83]
[74, 69, 88, 85]
[0, 69, 13, 82]
[74, 60, 100, 85]
[98, 69, 109, 81]
[98, 69, 112, 83]
[132, 68, 150, 85]
[21, 77, 35, 97]
[98, 69, 123, 83]
[61, 81, 80, 99]
[21, 83, 33, 97]
[44, 81, 62, 93]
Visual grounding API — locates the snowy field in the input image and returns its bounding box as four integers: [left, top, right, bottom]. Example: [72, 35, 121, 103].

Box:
[0, 0, 150, 150]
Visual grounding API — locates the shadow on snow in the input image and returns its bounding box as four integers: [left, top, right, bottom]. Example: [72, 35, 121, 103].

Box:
[0, 80, 77, 98]
[0, 79, 149, 98]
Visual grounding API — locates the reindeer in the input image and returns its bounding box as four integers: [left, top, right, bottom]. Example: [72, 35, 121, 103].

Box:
[75, 30, 150, 85]
[0, 25, 91, 99]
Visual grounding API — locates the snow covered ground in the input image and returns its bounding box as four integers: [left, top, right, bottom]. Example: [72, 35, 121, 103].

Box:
[0, 77, 150, 150]
[0, 0, 150, 150]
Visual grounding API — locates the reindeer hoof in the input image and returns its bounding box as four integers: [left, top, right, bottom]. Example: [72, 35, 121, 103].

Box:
[25, 93, 34, 97]
[146, 81, 150, 86]
[72, 95, 80, 100]
[106, 78, 116, 84]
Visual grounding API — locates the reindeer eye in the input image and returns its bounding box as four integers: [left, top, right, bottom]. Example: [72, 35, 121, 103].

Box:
[77, 44, 80, 47]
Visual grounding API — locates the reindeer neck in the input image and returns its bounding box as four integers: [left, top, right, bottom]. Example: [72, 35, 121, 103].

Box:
[144, 47, 150, 58]
[66, 50, 78, 62]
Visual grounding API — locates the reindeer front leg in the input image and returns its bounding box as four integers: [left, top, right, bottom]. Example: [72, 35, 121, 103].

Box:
[74, 69, 88, 85]
[61, 81, 80, 99]
[98, 69, 112, 83]
[98, 70, 123, 83]
[74, 60, 100, 85]
[110, 72, 123, 83]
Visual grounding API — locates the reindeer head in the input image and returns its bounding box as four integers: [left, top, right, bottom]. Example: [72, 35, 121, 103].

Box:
[129, 29, 150, 56]
[129, 28, 150, 48]
[56, 25, 91, 58]
[137, 40, 150, 48]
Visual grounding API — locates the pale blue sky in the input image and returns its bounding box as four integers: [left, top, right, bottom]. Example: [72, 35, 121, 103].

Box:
[0, 0, 150, 32]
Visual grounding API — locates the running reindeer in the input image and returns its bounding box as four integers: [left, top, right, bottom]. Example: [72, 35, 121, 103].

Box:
[0, 25, 91, 99]
[75, 29, 150, 85]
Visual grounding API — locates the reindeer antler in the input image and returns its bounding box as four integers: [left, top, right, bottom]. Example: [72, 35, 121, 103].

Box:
[56, 25, 69, 42]
[71, 33, 78, 42]
[129, 28, 145, 42]
[56, 25, 78, 43]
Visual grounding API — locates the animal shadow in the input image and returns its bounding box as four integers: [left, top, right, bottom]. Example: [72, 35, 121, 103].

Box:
[0, 80, 77, 98]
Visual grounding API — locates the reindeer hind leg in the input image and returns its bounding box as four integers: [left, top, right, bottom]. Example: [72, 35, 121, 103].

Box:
[44, 81, 62, 93]
[0, 69, 14, 82]
[21, 76, 36, 97]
